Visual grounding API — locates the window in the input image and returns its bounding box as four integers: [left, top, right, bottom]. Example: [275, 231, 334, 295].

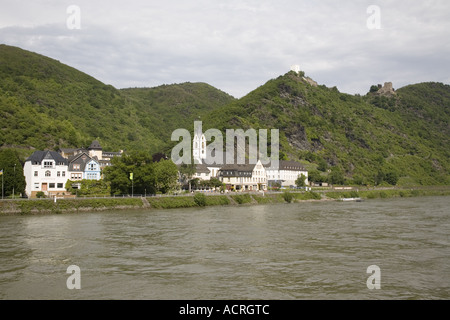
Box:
[34, 183, 39, 189]
[71, 173, 82, 180]
[73, 164, 80, 170]
[57, 183, 63, 188]
[62, 171, 65, 177]
[57, 171, 60, 177]
[86, 173, 97, 180]
[45, 170, 51, 177]
[34, 171, 38, 177]
[49, 183, 55, 189]
[43, 161, 53, 168]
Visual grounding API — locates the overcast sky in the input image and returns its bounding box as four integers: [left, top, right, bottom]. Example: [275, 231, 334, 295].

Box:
[1, 0, 449, 98]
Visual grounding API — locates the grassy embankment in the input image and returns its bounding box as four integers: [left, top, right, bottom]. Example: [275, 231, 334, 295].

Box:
[1, 187, 449, 215]
[0, 197, 143, 215]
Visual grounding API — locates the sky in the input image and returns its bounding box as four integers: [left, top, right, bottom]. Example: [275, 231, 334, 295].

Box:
[0, 0, 449, 98]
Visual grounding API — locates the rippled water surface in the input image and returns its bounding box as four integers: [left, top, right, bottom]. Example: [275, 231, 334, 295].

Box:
[0, 196, 449, 299]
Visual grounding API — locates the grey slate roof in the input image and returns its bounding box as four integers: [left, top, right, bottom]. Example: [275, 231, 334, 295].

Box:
[26, 150, 68, 165]
[263, 160, 306, 171]
[89, 140, 102, 150]
[195, 164, 211, 174]
[68, 152, 98, 171]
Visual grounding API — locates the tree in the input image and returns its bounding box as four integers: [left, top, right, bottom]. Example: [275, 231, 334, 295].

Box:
[209, 177, 223, 189]
[308, 170, 324, 184]
[179, 163, 196, 192]
[317, 158, 328, 172]
[103, 156, 132, 195]
[0, 149, 26, 197]
[370, 85, 380, 93]
[103, 151, 156, 195]
[384, 171, 399, 186]
[328, 167, 345, 185]
[374, 170, 385, 186]
[153, 159, 179, 194]
[352, 175, 366, 186]
[295, 174, 307, 187]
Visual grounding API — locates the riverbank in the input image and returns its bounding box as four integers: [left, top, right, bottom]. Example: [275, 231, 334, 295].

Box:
[1, 186, 449, 215]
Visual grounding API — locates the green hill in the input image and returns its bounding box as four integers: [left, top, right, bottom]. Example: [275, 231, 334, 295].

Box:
[203, 72, 450, 186]
[0, 44, 234, 156]
[0, 44, 448, 186]
[120, 82, 235, 148]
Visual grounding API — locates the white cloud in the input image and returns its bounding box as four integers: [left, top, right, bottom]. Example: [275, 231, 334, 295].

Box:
[0, 0, 449, 97]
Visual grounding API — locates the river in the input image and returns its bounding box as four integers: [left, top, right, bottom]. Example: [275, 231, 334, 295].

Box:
[0, 196, 448, 300]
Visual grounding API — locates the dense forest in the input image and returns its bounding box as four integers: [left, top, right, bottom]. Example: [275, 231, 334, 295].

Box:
[1, 44, 449, 186]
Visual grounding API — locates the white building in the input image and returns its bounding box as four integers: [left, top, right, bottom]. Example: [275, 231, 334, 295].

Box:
[219, 160, 267, 191]
[265, 160, 308, 187]
[24, 150, 69, 198]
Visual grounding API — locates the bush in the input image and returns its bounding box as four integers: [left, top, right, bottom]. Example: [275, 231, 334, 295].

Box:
[306, 191, 322, 200]
[36, 191, 46, 198]
[194, 193, 207, 207]
[283, 191, 294, 203]
[349, 191, 360, 198]
[366, 192, 377, 199]
[231, 194, 252, 204]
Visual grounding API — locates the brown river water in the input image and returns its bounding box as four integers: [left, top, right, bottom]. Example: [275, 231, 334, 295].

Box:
[0, 196, 448, 299]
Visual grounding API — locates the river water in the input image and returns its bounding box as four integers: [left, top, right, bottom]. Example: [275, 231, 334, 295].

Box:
[0, 196, 448, 300]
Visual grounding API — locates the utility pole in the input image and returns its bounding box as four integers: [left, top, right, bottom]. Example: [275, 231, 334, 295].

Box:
[1, 169, 3, 200]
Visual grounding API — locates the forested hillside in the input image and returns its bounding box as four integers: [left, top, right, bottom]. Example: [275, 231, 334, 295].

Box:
[1, 44, 448, 186]
[0, 44, 234, 157]
[203, 72, 449, 186]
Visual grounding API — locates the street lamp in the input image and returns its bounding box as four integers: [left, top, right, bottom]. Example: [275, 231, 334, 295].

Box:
[12, 164, 16, 199]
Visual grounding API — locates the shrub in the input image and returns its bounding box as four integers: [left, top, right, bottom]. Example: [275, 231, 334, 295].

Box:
[194, 193, 207, 207]
[306, 191, 322, 200]
[349, 191, 360, 198]
[283, 191, 294, 203]
[367, 192, 376, 199]
[232, 194, 252, 204]
[36, 191, 46, 198]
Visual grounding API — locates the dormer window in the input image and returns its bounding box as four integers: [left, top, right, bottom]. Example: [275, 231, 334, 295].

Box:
[43, 161, 53, 168]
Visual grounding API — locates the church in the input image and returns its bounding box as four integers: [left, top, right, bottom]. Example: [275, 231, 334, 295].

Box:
[190, 125, 307, 191]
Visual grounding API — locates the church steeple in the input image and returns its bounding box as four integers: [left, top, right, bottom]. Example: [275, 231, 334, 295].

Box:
[193, 121, 206, 164]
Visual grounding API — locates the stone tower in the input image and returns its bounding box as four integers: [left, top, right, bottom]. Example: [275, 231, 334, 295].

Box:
[88, 140, 103, 161]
